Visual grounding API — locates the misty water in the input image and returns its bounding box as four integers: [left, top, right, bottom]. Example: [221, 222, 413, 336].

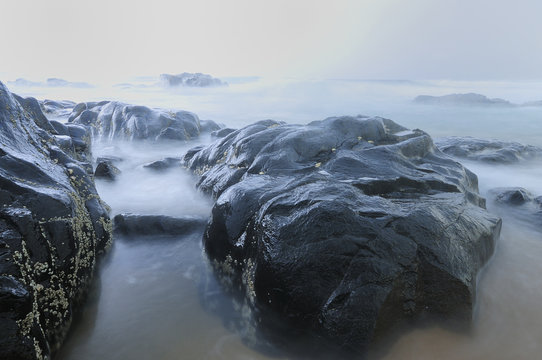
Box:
[9, 78, 542, 359]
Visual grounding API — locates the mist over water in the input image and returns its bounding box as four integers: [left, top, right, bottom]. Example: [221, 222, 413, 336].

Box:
[9, 78, 542, 359]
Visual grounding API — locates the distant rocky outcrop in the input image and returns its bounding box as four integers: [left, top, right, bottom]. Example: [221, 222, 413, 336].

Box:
[435, 137, 542, 163]
[414, 93, 514, 107]
[0, 82, 112, 359]
[67, 101, 221, 142]
[8, 78, 92, 88]
[184, 115, 501, 357]
[414, 93, 542, 108]
[159, 72, 227, 87]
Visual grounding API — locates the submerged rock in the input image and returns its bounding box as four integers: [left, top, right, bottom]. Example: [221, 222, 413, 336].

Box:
[0, 82, 112, 359]
[159, 72, 227, 87]
[113, 213, 207, 237]
[487, 187, 542, 229]
[143, 157, 181, 171]
[184, 115, 501, 357]
[435, 136, 542, 163]
[67, 101, 220, 142]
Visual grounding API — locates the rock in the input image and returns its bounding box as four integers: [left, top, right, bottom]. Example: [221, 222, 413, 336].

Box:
[96, 155, 123, 165]
[487, 187, 542, 229]
[39, 99, 76, 121]
[435, 137, 542, 163]
[211, 127, 236, 138]
[0, 82, 112, 359]
[49, 120, 70, 136]
[159, 72, 227, 87]
[12, 94, 56, 133]
[200, 119, 222, 133]
[490, 187, 535, 205]
[45, 78, 92, 88]
[113, 213, 207, 237]
[8, 78, 41, 87]
[184, 115, 501, 357]
[7, 78, 92, 89]
[413, 93, 514, 107]
[94, 161, 121, 181]
[143, 157, 181, 171]
[67, 101, 220, 142]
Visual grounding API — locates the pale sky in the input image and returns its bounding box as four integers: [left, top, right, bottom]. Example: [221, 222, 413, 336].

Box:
[1, 0, 541, 83]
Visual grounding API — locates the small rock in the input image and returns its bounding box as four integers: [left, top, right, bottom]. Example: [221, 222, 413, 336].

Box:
[143, 157, 181, 171]
[94, 161, 121, 181]
[113, 213, 207, 237]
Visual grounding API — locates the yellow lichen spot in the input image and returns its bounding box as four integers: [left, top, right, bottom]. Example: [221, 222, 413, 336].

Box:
[258, 171, 265, 175]
[357, 136, 362, 141]
[368, 140, 374, 144]
[331, 148, 336, 152]
[268, 123, 279, 128]
[315, 162, 322, 168]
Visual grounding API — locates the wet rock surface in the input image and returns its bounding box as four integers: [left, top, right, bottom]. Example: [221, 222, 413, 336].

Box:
[67, 101, 220, 142]
[94, 161, 121, 181]
[211, 127, 236, 138]
[0, 82, 112, 359]
[184, 115, 502, 357]
[113, 213, 207, 237]
[435, 136, 542, 163]
[487, 187, 542, 230]
[39, 99, 76, 121]
[143, 157, 181, 171]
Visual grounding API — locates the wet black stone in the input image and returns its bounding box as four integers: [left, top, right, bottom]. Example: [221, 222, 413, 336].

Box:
[0, 82, 112, 359]
[94, 161, 121, 181]
[184, 115, 501, 358]
[435, 137, 542, 163]
[487, 187, 542, 230]
[113, 213, 207, 237]
[143, 157, 181, 171]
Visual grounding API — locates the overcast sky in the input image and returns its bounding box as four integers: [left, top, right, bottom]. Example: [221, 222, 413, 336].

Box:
[1, 0, 541, 83]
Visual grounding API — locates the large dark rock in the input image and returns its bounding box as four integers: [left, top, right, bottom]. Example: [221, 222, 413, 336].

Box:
[113, 213, 207, 237]
[184, 116, 501, 357]
[435, 136, 542, 163]
[0, 82, 112, 359]
[159, 72, 227, 87]
[67, 101, 220, 142]
[413, 93, 514, 107]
